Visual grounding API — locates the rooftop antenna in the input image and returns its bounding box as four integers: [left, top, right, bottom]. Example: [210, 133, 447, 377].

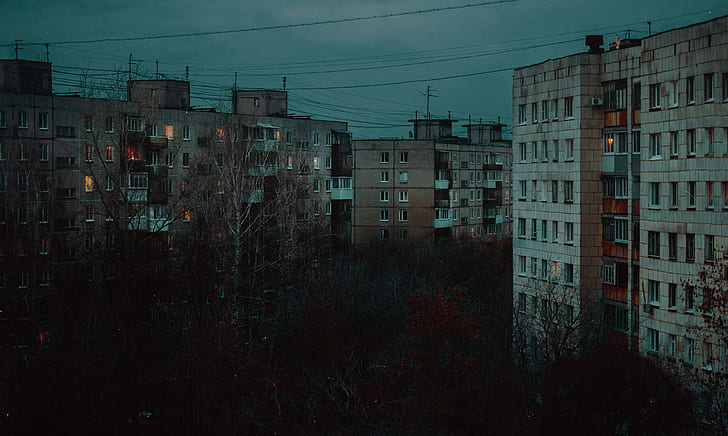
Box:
[420, 85, 438, 119]
[128, 54, 133, 82]
[185, 65, 189, 82]
[283, 76, 287, 92]
[14, 40, 22, 60]
[234, 72, 238, 91]
[647, 21, 652, 36]
[44, 43, 49, 63]
[156, 60, 159, 79]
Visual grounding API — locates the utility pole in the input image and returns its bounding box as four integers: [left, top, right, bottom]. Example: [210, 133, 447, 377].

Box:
[45, 43, 49, 62]
[156, 60, 159, 79]
[420, 85, 438, 119]
[185, 65, 189, 82]
[14, 40, 22, 60]
[128, 54, 133, 83]
[283, 76, 287, 92]
[234, 72, 237, 91]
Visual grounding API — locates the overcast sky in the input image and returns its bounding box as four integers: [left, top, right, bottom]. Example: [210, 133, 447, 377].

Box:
[2, 0, 727, 139]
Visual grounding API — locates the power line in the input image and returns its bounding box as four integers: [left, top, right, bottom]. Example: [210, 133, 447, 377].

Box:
[6, 0, 518, 47]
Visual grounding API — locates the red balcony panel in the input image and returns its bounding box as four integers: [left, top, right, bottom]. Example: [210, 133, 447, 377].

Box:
[603, 284, 629, 303]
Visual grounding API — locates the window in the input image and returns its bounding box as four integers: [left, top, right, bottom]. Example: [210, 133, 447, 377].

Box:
[604, 80, 627, 110]
[380, 172, 389, 183]
[18, 110, 28, 128]
[564, 96, 574, 118]
[39, 143, 49, 161]
[313, 179, 320, 192]
[326, 202, 332, 215]
[399, 152, 408, 163]
[615, 218, 628, 242]
[518, 218, 526, 238]
[564, 181, 574, 203]
[313, 133, 320, 145]
[434, 209, 449, 220]
[565, 222, 574, 244]
[397, 229, 408, 240]
[668, 283, 677, 309]
[648, 231, 660, 257]
[313, 156, 319, 169]
[706, 181, 714, 209]
[38, 206, 48, 223]
[380, 152, 390, 163]
[17, 172, 27, 191]
[669, 182, 678, 208]
[165, 151, 174, 168]
[0, 143, 5, 160]
[398, 191, 408, 202]
[183, 125, 190, 140]
[325, 179, 332, 192]
[668, 233, 677, 260]
[165, 124, 173, 139]
[105, 116, 114, 133]
[39, 112, 48, 130]
[667, 131, 677, 157]
[325, 156, 332, 169]
[685, 337, 694, 365]
[647, 328, 660, 354]
[85, 115, 94, 132]
[399, 171, 409, 183]
[106, 175, 114, 191]
[0, 110, 5, 128]
[398, 209, 408, 222]
[518, 104, 527, 124]
[648, 280, 660, 305]
[18, 143, 28, 161]
[563, 263, 574, 284]
[102, 145, 113, 162]
[541, 259, 550, 280]
[687, 76, 695, 103]
[649, 83, 661, 109]
[724, 73, 728, 101]
[182, 152, 190, 168]
[530, 219, 537, 240]
[649, 183, 660, 208]
[182, 207, 191, 222]
[84, 175, 94, 192]
[724, 182, 728, 208]
[706, 128, 714, 155]
[128, 173, 148, 189]
[541, 101, 548, 121]
[688, 181, 696, 207]
[704, 73, 714, 102]
[551, 221, 558, 242]
[603, 261, 616, 285]
[566, 139, 574, 160]
[551, 99, 559, 120]
[542, 141, 549, 161]
[649, 134, 660, 158]
[705, 234, 715, 263]
[379, 210, 389, 221]
[687, 129, 696, 155]
[379, 191, 389, 202]
[378, 229, 389, 240]
[550, 180, 558, 202]
[686, 233, 695, 262]
[85, 205, 95, 222]
[519, 181, 527, 200]
[518, 256, 526, 275]
[519, 143, 526, 162]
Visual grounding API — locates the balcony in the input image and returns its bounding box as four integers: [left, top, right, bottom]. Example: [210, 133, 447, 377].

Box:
[247, 165, 278, 177]
[602, 154, 628, 173]
[242, 189, 264, 203]
[434, 218, 452, 229]
[483, 163, 501, 171]
[121, 187, 148, 203]
[435, 160, 451, 170]
[331, 177, 353, 200]
[251, 139, 279, 152]
[484, 180, 499, 189]
[148, 136, 168, 148]
[434, 179, 449, 189]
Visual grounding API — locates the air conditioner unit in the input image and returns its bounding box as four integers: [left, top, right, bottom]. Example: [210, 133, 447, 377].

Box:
[591, 97, 604, 106]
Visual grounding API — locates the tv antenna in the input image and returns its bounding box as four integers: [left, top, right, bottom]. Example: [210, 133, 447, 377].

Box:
[420, 85, 438, 119]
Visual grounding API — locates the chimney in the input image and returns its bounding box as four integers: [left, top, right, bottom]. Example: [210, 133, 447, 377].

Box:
[585, 35, 604, 54]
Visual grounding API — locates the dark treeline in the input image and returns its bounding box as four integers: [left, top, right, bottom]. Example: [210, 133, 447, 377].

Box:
[0, 237, 692, 435]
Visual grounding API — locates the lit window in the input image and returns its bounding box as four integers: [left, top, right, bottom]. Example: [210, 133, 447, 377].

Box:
[84, 175, 94, 192]
[217, 127, 225, 140]
[105, 145, 114, 161]
[165, 125, 173, 138]
[313, 156, 319, 169]
[182, 207, 191, 222]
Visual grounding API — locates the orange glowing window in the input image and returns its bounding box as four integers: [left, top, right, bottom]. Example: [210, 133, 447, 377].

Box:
[217, 179, 224, 194]
[217, 127, 225, 140]
[84, 175, 94, 192]
[127, 146, 140, 160]
[182, 207, 191, 222]
[165, 125, 174, 138]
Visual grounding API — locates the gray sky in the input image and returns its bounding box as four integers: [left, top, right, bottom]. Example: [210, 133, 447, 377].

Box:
[2, 0, 727, 139]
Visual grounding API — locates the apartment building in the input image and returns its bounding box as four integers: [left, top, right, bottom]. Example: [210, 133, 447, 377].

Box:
[513, 16, 728, 375]
[0, 59, 351, 347]
[352, 117, 511, 244]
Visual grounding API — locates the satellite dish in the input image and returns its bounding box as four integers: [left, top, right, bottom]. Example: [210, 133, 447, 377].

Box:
[408, 131, 413, 138]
